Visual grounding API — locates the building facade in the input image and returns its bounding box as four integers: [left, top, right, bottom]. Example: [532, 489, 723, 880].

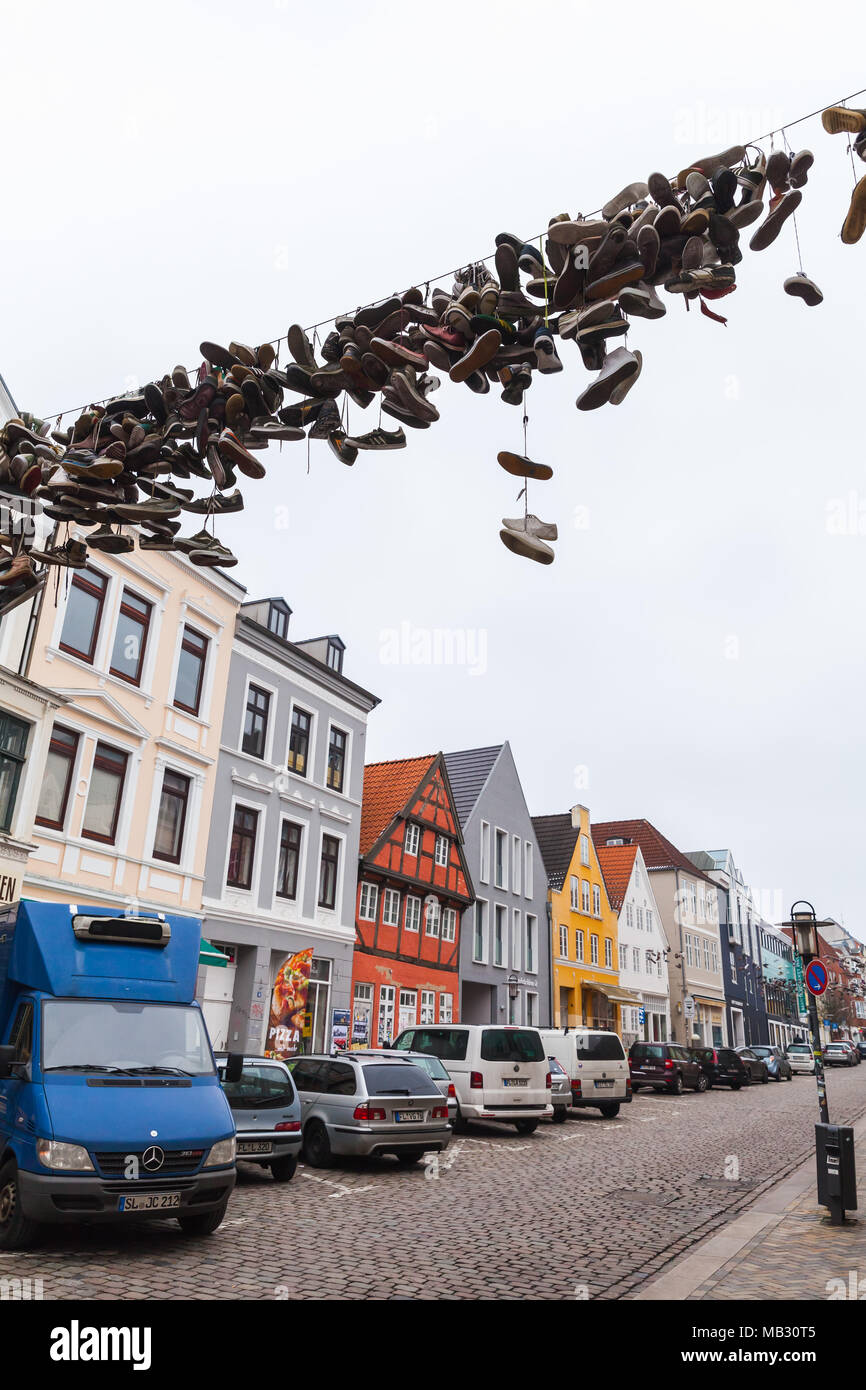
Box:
[533, 805, 638, 1032]
[758, 920, 805, 1048]
[0, 668, 67, 908]
[351, 753, 474, 1046]
[596, 840, 671, 1046]
[594, 820, 726, 1047]
[688, 849, 767, 1048]
[200, 597, 379, 1053]
[443, 743, 550, 1028]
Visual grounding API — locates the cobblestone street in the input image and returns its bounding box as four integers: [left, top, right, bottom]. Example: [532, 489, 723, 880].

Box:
[4, 1068, 865, 1301]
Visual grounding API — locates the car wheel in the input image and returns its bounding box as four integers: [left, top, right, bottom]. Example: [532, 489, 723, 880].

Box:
[270, 1155, 298, 1183]
[669, 1073, 684, 1096]
[730, 1082, 741, 1091]
[0, 1162, 39, 1251]
[395, 1150, 425, 1166]
[599, 1103, 620, 1118]
[552, 1106, 568, 1124]
[631, 1083, 641, 1093]
[514, 1119, 539, 1135]
[452, 1105, 469, 1134]
[761, 1070, 769, 1084]
[303, 1121, 332, 1169]
[696, 1073, 708, 1092]
[178, 1203, 228, 1237]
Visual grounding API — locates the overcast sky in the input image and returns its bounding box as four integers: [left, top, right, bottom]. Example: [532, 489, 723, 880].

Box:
[4, 1, 865, 936]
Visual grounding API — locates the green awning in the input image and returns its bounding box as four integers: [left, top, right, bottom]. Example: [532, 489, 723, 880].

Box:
[199, 937, 230, 967]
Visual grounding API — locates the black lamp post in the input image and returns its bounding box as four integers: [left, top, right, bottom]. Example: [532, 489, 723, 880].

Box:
[788, 901, 829, 1124]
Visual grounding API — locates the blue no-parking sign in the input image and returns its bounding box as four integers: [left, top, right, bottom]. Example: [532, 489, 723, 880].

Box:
[805, 959, 828, 996]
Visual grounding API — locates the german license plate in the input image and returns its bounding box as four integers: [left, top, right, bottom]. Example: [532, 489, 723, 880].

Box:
[118, 1192, 180, 1212]
[238, 1141, 273, 1155]
[595, 1080, 614, 1089]
[394, 1111, 423, 1122]
[503, 1078, 528, 1087]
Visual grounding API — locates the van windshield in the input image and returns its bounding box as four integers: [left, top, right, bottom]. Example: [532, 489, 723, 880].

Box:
[42, 1001, 215, 1076]
[574, 1033, 626, 1061]
[480, 1029, 544, 1063]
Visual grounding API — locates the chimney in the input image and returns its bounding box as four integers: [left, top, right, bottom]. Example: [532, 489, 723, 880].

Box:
[571, 804, 588, 829]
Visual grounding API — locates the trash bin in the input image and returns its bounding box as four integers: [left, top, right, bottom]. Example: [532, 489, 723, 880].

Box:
[815, 1123, 857, 1218]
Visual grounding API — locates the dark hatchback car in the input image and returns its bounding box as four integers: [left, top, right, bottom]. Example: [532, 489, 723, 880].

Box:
[735, 1047, 770, 1083]
[629, 1042, 706, 1094]
[691, 1046, 751, 1090]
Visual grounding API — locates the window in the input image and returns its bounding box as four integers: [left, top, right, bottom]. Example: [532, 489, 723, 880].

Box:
[36, 724, 79, 830]
[703, 936, 712, 972]
[480, 821, 490, 883]
[637, 907, 644, 931]
[575, 928, 584, 962]
[327, 726, 347, 793]
[626, 903, 634, 929]
[440, 992, 453, 1024]
[267, 603, 289, 640]
[0, 713, 29, 834]
[619, 944, 628, 971]
[318, 834, 340, 909]
[404, 822, 420, 857]
[729, 950, 737, 984]
[512, 835, 521, 893]
[604, 937, 612, 968]
[287, 707, 312, 777]
[633, 947, 641, 973]
[473, 901, 487, 961]
[109, 588, 151, 685]
[326, 640, 344, 674]
[559, 924, 568, 959]
[173, 626, 208, 716]
[495, 829, 507, 888]
[580, 834, 590, 866]
[442, 907, 457, 942]
[359, 882, 378, 922]
[242, 685, 271, 759]
[526, 992, 537, 1026]
[494, 905, 506, 966]
[592, 884, 601, 916]
[152, 769, 190, 863]
[425, 899, 440, 937]
[646, 908, 653, 932]
[227, 805, 259, 888]
[377, 984, 395, 1046]
[59, 566, 107, 664]
[570, 875, 579, 911]
[277, 821, 301, 900]
[685, 933, 694, 968]
[404, 896, 421, 933]
[81, 743, 128, 844]
[512, 909, 522, 970]
[590, 934, 599, 965]
[382, 888, 400, 927]
[526, 915, 536, 973]
[420, 990, 435, 1025]
[581, 880, 590, 914]
[524, 841, 533, 898]
[435, 834, 449, 868]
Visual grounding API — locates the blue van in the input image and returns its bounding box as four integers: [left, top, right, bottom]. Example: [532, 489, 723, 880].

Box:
[0, 901, 236, 1249]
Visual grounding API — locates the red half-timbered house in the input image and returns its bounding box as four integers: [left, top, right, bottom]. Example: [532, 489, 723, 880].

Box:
[351, 753, 474, 1046]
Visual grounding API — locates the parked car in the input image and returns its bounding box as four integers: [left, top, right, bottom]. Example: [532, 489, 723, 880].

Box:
[824, 1042, 858, 1067]
[288, 1053, 450, 1166]
[628, 1042, 706, 1095]
[392, 1024, 552, 1134]
[540, 1027, 632, 1118]
[691, 1046, 751, 1090]
[746, 1045, 793, 1082]
[841, 1041, 862, 1065]
[367, 1048, 457, 1123]
[215, 1053, 302, 1181]
[786, 1042, 816, 1074]
[735, 1048, 770, 1083]
[857, 1041, 866, 1061]
[548, 1056, 572, 1122]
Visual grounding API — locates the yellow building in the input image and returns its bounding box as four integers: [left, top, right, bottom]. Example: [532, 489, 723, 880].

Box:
[532, 804, 639, 1031]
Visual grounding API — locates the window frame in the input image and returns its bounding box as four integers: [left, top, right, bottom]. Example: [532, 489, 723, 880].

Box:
[59, 565, 107, 665]
[276, 819, 302, 900]
[404, 895, 421, 933]
[0, 711, 30, 834]
[241, 682, 272, 761]
[227, 803, 260, 890]
[358, 881, 379, 922]
[108, 586, 152, 687]
[287, 704, 313, 778]
[35, 724, 80, 831]
[173, 625, 209, 717]
[318, 833, 340, 910]
[404, 822, 420, 857]
[152, 767, 191, 864]
[81, 741, 129, 845]
[326, 724, 348, 794]
[434, 834, 449, 868]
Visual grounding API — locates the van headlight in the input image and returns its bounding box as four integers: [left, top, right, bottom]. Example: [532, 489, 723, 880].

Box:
[36, 1139, 94, 1172]
[204, 1136, 236, 1167]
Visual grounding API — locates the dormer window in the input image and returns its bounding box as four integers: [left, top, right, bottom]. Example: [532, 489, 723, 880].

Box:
[326, 639, 344, 674]
[267, 603, 289, 640]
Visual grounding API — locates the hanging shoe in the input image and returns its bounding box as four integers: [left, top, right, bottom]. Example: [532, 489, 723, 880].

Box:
[501, 514, 558, 541]
[749, 190, 802, 251]
[499, 527, 555, 564]
[343, 427, 407, 452]
[533, 324, 563, 374]
[783, 274, 823, 306]
[86, 525, 135, 554]
[183, 488, 244, 515]
[821, 107, 866, 135]
[842, 175, 866, 245]
[576, 348, 640, 411]
[327, 431, 359, 467]
[496, 451, 553, 481]
[609, 348, 643, 404]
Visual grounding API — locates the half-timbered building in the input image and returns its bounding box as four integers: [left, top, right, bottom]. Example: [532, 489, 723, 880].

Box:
[351, 753, 475, 1046]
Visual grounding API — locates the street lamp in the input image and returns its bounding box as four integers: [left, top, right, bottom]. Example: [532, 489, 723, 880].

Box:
[791, 901, 820, 962]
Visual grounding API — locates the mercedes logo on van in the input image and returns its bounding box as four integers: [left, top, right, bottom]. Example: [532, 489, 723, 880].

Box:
[142, 1145, 165, 1172]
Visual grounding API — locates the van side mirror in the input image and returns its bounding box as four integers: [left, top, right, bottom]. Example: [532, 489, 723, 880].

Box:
[225, 1053, 244, 1084]
[0, 1044, 16, 1079]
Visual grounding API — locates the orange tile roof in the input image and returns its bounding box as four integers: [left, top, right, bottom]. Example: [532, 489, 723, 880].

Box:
[594, 842, 638, 914]
[359, 755, 436, 856]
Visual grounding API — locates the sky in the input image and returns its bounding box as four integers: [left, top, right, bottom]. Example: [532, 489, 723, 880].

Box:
[3, 1, 865, 937]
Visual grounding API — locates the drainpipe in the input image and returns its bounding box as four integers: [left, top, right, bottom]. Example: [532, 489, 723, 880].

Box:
[675, 868, 688, 1045]
[546, 898, 553, 1027]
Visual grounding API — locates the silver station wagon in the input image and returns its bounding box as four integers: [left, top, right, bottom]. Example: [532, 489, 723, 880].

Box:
[289, 1052, 451, 1168]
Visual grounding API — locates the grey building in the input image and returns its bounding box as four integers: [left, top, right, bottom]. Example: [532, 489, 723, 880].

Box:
[443, 743, 551, 1028]
[200, 596, 379, 1054]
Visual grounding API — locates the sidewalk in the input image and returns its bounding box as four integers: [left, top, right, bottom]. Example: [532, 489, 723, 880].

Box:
[633, 1112, 866, 1300]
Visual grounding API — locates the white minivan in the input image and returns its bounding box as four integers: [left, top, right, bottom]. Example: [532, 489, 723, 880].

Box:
[391, 1024, 552, 1133]
[539, 1027, 632, 1118]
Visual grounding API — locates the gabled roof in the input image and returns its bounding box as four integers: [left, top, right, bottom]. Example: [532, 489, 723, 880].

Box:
[592, 819, 717, 886]
[443, 745, 503, 827]
[594, 842, 638, 913]
[531, 814, 580, 891]
[359, 755, 436, 856]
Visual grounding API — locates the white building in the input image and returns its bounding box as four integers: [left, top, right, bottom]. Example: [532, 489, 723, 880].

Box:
[596, 840, 671, 1046]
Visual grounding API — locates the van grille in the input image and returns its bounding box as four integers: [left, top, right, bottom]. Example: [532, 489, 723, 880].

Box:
[94, 1149, 204, 1177]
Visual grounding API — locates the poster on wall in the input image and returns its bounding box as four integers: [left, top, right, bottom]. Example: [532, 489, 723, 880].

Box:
[331, 1009, 350, 1051]
[265, 948, 315, 1059]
